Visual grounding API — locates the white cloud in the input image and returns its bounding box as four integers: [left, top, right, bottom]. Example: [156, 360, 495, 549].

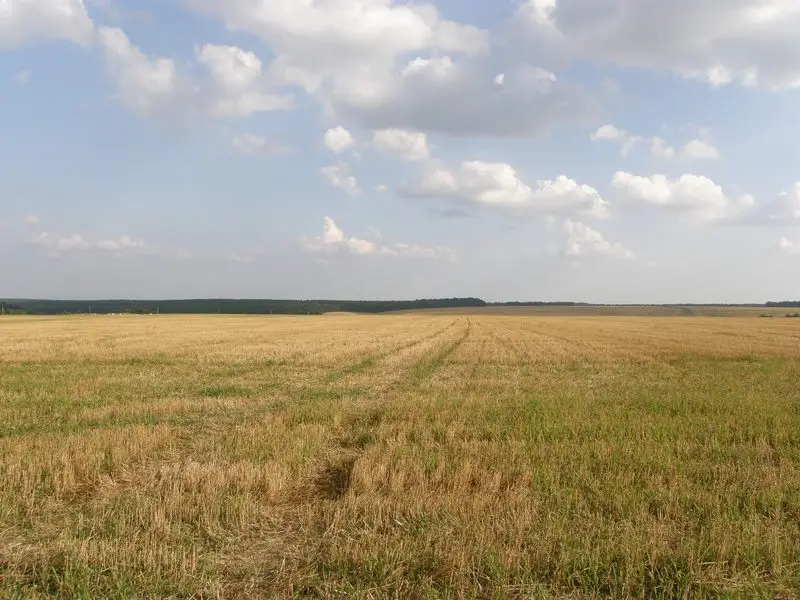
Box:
[649, 137, 676, 160]
[98, 26, 189, 118]
[186, 1, 594, 137]
[321, 162, 360, 196]
[300, 216, 455, 261]
[682, 139, 720, 161]
[375, 184, 389, 194]
[404, 161, 609, 219]
[751, 183, 800, 225]
[24, 216, 147, 256]
[591, 126, 672, 159]
[612, 172, 754, 222]
[197, 44, 293, 117]
[771, 184, 800, 222]
[432, 18, 489, 56]
[517, 0, 800, 90]
[591, 124, 626, 142]
[31, 231, 145, 255]
[611, 177, 800, 226]
[188, 0, 488, 84]
[0, 0, 95, 48]
[523, 0, 557, 25]
[562, 220, 635, 260]
[779, 237, 800, 255]
[335, 58, 595, 137]
[231, 134, 289, 156]
[32, 232, 92, 252]
[374, 129, 430, 161]
[591, 124, 719, 161]
[323, 126, 355, 154]
[99, 33, 291, 120]
[95, 235, 146, 251]
[387, 243, 457, 260]
[16, 70, 30, 85]
[197, 43, 261, 91]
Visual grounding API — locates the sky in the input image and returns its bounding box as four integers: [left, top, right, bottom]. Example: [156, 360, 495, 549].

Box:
[2, 0, 800, 303]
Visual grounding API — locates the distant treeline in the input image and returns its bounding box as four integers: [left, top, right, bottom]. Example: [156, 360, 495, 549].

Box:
[3, 298, 487, 316]
[4, 298, 800, 316]
[0, 302, 29, 315]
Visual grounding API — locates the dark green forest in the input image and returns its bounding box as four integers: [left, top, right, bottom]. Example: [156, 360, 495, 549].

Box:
[0, 302, 28, 315]
[2, 298, 799, 316]
[1, 298, 486, 315]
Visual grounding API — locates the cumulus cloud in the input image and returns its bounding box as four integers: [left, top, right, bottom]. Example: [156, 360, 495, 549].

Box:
[517, 0, 800, 90]
[649, 138, 676, 160]
[562, 220, 635, 260]
[323, 126, 355, 154]
[403, 161, 609, 219]
[612, 172, 754, 222]
[188, 0, 488, 82]
[373, 129, 430, 161]
[99, 32, 292, 120]
[335, 58, 596, 137]
[591, 125, 720, 160]
[612, 175, 800, 226]
[196, 44, 293, 117]
[300, 216, 455, 261]
[591, 124, 626, 142]
[197, 43, 261, 91]
[321, 162, 360, 196]
[231, 134, 290, 156]
[9, 0, 595, 138]
[186, 1, 594, 137]
[98, 26, 191, 118]
[375, 184, 389, 193]
[682, 139, 720, 160]
[0, 0, 95, 48]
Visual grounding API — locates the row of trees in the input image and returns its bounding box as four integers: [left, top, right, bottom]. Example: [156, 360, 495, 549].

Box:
[0, 302, 29, 315]
[6, 298, 487, 316]
[6, 298, 800, 315]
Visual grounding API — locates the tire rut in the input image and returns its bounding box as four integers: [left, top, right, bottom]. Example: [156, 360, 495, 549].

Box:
[325, 319, 460, 382]
[407, 318, 471, 387]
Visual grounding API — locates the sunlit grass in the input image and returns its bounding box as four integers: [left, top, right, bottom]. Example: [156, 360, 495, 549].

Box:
[0, 314, 798, 598]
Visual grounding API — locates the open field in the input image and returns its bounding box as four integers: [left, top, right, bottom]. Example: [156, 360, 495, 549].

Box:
[400, 306, 800, 318]
[1, 314, 799, 599]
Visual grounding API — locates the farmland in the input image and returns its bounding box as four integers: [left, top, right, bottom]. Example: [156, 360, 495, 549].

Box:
[0, 313, 799, 598]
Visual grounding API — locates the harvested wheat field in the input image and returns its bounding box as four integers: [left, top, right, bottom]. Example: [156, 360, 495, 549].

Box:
[0, 314, 799, 599]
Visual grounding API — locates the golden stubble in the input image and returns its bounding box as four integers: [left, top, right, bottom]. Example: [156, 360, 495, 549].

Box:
[0, 313, 798, 598]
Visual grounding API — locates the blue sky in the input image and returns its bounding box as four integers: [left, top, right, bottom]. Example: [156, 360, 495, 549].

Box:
[2, 0, 800, 302]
